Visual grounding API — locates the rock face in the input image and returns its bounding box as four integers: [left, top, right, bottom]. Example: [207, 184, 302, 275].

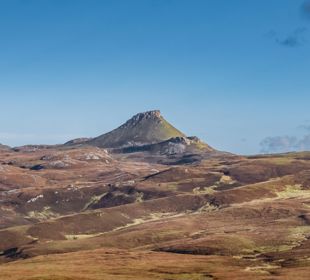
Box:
[88, 110, 186, 148]
[120, 136, 214, 155]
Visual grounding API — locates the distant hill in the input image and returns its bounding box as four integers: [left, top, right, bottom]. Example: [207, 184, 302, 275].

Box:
[65, 138, 93, 146]
[0, 143, 10, 150]
[87, 110, 186, 148]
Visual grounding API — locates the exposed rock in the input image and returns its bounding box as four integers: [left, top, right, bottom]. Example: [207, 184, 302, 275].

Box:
[78, 150, 110, 161]
[48, 160, 71, 169]
[119, 136, 214, 156]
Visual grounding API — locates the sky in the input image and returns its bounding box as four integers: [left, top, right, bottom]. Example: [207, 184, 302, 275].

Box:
[0, 0, 310, 154]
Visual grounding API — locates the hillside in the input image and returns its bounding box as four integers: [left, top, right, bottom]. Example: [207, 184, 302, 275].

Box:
[87, 110, 186, 148]
[0, 113, 310, 279]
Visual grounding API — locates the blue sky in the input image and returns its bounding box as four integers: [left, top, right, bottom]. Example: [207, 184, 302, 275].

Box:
[0, 0, 309, 154]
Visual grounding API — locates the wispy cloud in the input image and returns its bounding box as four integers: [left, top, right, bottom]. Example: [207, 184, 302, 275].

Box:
[298, 124, 310, 131]
[268, 28, 308, 47]
[266, 1, 310, 47]
[260, 124, 310, 153]
[260, 136, 298, 153]
[301, 0, 310, 19]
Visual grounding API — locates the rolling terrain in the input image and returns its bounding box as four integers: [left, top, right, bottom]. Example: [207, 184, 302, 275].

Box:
[0, 111, 310, 279]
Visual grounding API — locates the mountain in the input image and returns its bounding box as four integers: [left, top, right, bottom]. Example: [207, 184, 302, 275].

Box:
[65, 110, 218, 165]
[87, 110, 186, 148]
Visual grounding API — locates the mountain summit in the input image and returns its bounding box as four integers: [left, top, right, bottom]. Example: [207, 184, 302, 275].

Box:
[88, 110, 186, 148]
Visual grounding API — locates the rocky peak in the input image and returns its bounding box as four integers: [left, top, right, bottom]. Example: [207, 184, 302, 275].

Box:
[138, 110, 161, 119]
[123, 110, 162, 128]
